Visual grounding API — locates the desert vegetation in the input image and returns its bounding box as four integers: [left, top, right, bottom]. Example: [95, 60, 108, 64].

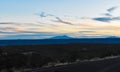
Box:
[1, 43, 120, 71]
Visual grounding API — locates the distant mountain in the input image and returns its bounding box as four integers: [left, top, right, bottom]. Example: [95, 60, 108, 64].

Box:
[50, 35, 72, 39]
[106, 36, 120, 38]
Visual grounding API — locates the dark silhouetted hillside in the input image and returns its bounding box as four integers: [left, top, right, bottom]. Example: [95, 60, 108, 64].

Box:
[0, 38, 120, 46]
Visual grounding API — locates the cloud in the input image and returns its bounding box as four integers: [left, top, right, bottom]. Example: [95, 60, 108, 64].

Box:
[0, 32, 59, 39]
[16, 30, 46, 33]
[80, 6, 119, 22]
[0, 27, 17, 31]
[102, 13, 112, 17]
[93, 17, 112, 22]
[0, 27, 26, 34]
[104, 25, 120, 29]
[0, 22, 38, 26]
[79, 31, 96, 33]
[36, 12, 74, 25]
[107, 6, 118, 13]
[0, 28, 38, 34]
[93, 16, 120, 22]
[101, 6, 118, 17]
[0, 27, 59, 36]
[112, 17, 120, 20]
[35, 12, 46, 18]
[0, 20, 62, 35]
[92, 6, 120, 22]
[35, 12, 54, 18]
[0, 21, 50, 29]
[0, 22, 13, 24]
[0, 22, 20, 25]
[52, 17, 74, 25]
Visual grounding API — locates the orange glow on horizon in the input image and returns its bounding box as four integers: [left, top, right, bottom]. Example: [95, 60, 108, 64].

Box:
[15, 27, 24, 31]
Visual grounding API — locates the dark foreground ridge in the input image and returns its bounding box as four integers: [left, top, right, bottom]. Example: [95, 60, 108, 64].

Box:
[1, 38, 120, 46]
[1, 43, 120, 72]
[35, 57, 120, 72]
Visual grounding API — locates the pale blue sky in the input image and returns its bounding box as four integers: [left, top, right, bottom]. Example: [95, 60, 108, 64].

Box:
[0, 0, 120, 39]
[0, 0, 119, 17]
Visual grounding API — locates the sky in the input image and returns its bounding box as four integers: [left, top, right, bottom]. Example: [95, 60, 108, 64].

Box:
[0, 0, 120, 39]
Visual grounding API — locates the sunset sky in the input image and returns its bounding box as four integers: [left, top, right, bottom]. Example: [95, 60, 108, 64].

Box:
[0, 0, 120, 39]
